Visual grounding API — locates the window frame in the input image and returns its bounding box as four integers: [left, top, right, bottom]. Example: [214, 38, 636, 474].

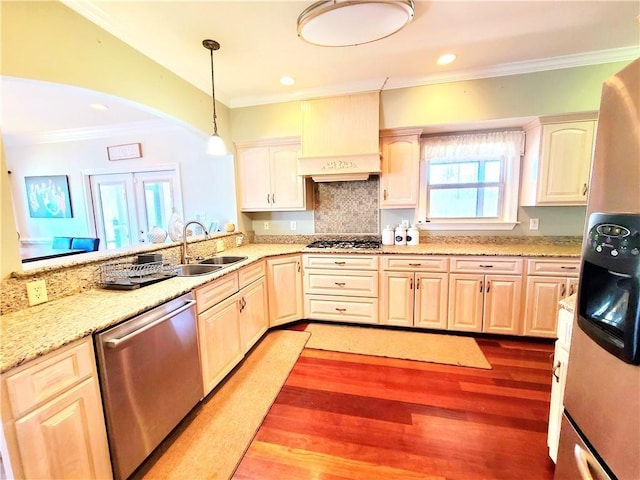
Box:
[416, 131, 523, 231]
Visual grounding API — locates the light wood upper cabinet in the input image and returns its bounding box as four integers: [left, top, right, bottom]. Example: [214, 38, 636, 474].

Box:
[1, 338, 112, 480]
[521, 115, 597, 206]
[236, 137, 309, 211]
[267, 254, 303, 327]
[379, 129, 422, 208]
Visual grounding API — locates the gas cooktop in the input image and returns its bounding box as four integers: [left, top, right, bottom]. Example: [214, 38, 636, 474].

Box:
[306, 239, 382, 249]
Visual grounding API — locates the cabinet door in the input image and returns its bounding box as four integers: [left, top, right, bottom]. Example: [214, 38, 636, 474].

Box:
[539, 121, 595, 204]
[380, 271, 414, 327]
[548, 343, 570, 462]
[239, 277, 269, 352]
[483, 274, 522, 335]
[270, 143, 306, 210]
[380, 134, 420, 208]
[415, 273, 449, 330]
[523, 276, 564, 337]
[198, 294, 243, 395]
[237, 146, 272, 211]
[13, 378, 112, 480]
[448, 274, 483, 332]
[267, 255, 303, 327]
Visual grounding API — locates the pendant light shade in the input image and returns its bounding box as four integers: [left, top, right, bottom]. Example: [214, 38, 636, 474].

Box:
[202, 39, 227, 156]
[297, 0, 414, 47]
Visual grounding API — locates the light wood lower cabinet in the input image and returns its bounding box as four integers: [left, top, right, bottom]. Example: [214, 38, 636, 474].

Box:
[523, 258, 580, 338]
[304, 254, 379, 324]
[239, 277, 268, 352]
[267, 254, 303, 327]
[548, 307, 574, 462]
[198, 291, 243, 396]
[380, 270, 448, 329]
[1, 338, 112, 480]
[448, 274, 523, 335]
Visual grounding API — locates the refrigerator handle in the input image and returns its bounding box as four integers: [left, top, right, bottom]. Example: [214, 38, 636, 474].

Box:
[573, 444, 611, 480]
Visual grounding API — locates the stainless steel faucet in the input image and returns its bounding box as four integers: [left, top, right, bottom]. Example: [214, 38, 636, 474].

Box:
[181, 220, 209, 264]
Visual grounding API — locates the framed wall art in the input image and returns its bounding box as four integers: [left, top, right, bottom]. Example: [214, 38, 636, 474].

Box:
[25, 175, 73, 218]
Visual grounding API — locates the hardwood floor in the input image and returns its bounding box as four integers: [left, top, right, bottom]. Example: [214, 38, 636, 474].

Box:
[233, 331, 556, 480]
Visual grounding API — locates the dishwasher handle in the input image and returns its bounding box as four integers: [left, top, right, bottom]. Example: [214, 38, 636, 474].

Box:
[105, 299, 197, 349]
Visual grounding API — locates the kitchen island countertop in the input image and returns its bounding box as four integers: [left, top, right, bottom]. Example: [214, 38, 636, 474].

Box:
[1, 241, 581, 373]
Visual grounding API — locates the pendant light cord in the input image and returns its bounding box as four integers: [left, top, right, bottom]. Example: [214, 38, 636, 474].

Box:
[209, 47, 218, 135]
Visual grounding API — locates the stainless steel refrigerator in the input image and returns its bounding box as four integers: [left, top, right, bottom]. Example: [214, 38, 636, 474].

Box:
[554, 58, 639, 480]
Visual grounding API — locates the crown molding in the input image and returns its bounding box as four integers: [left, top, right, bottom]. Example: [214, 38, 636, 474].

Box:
[3, 119, 180, 147]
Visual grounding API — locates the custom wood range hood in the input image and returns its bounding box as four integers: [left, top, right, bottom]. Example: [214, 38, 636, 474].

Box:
[298, 91, 381, 182]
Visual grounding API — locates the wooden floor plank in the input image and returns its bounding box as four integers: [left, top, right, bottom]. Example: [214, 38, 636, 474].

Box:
[233, 334, 556, 480]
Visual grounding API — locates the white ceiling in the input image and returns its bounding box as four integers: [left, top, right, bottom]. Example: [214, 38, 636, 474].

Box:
[2, 0, 639, 141]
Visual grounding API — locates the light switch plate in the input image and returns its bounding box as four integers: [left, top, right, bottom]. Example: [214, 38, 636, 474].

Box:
[529, 218, 539, 230]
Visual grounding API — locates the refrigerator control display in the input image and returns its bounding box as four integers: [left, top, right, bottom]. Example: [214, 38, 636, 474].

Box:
[589, 222, 640, 257]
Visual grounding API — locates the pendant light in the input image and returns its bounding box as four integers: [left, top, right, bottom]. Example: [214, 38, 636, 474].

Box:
[202, 39, 227, 156]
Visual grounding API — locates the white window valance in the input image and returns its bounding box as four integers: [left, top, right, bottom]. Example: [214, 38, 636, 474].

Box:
[423, 130, 525, 161]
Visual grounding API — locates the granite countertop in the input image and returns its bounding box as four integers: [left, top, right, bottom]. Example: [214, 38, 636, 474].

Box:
[1, 241, 581, 373]
[559, 293, 577, 313]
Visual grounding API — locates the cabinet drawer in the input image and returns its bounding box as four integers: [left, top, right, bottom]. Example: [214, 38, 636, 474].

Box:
[4, 338, 95, 418]
[304, 295, 378, 324]
[195, 272, 239, 314]
[450, 257, 523, 275]
[238, 260, 265, 289]
[382, 255, 449, 272]
[527, 258, 580, 277]
[304, 270, 378, 297]
[303, 254, 378, 270]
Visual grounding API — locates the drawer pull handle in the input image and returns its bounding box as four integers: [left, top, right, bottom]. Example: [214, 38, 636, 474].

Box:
[486, 281, 491, 293]
[569, 284, 575, 296]
[582, 183, 588, 196]
[561, 266, 577, 270]
[479, 264, 494, 268]
[334, 261, 346, 265]
[334, 282, 346, 286]
[410, 278, 413, 290]
[553, 361, 561, 382]
[561, 284, 566, 297]
[480, 282, 483, 293]
[409, 263, 422, 267]
[336, 308, 347, 312]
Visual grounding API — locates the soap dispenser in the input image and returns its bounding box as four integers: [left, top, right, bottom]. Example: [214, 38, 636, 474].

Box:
[382, 225, 395, 245]
[394, 225, 407, 246]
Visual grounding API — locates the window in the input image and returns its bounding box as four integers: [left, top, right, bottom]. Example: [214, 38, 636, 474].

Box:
[417, 130, 524, 230]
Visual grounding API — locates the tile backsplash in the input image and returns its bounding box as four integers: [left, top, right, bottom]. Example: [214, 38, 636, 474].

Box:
[314, 178, 379, 234]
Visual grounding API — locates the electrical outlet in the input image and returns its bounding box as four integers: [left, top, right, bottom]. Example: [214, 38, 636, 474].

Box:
[216, 239, 225, 252]
[26, 280, 48, 306]
[263, 221, 269, 231]
[529, 218, 539, 230]
[401, 219, 410, 228]
[236, 235, 243, 246]
[290, 221, 297, 231]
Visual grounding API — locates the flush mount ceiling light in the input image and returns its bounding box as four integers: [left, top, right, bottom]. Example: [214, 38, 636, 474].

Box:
[202, 39, 227, 156]
[297, 0, 415, 47]
[437, 53, 457, 65]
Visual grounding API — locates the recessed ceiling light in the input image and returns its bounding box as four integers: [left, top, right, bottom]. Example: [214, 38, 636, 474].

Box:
[90, 103, 109, 111]
[280, 76, 295, 86]
[437, 53, 456, 65]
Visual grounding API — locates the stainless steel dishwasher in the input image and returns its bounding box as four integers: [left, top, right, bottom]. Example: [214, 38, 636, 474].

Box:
[94, 292, 202, 480]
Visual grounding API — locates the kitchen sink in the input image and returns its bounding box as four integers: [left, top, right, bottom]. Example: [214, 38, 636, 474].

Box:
[198, 255, 248, 266]
[174, 264, 223, 277]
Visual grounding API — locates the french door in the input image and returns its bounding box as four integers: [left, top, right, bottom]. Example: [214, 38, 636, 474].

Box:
[89, 169, 182, 250]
